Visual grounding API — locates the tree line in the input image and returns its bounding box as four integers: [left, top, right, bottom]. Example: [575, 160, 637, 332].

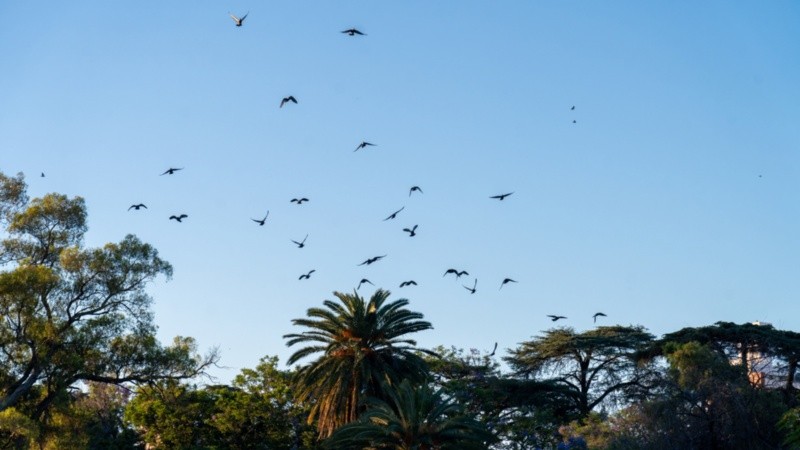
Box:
[2, 171, 800, 449]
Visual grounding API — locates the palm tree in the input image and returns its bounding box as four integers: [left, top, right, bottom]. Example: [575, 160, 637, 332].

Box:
[284, 289, 435, 438]
[322, 379, 494, 450]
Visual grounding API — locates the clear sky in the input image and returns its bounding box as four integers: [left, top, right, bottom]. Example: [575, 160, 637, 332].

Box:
[1, 1, 798, 383]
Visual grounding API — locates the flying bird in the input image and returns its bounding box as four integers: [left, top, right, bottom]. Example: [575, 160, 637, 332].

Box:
[499, 278, 517, 289]
[298, 269, 315, 280]
[230, 12, 248, 27]
[169, 214, 188, 222]
[291, 198, 309, 205]
[359, 255, 387, 266]
[161, 167, 183, 175]
[463, 279, 477, 294]
[354, 141, 376, 152]
[41, 172, 45, 177]
[342, 28, 366, 36]
[291, 234, 308, 248]
[280, 96, 297, 108]
[252, 212, 269, 226]
[490, 192, 514, 201]
[573, 120, 577, 124]
[383, 207, 405, 221]
[399, 280, 417, 288]
[489, 342, 498, 357]
[409, 186, 423, 196]
[402, 225, 418, 237]
[571, 105, 575, 110]
[128, 204, 147, 211]
[593, 312, 607, 323]
[547, 315, 567, 322]
[357, 278, 373, 290]
[443, 269, 469, 278]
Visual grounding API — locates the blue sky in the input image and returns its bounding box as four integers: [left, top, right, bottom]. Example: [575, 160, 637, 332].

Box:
[1, 1, 798, 382]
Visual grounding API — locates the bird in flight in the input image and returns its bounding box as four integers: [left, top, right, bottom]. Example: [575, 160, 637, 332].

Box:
[41, 172, 45, 177]
[342, 28, 366, 36]
[359, 255, 387, 266]
[169, 214, 188, 222]
[230, 12, 248, 27]
[547, 315, 567, 322]
[571, 105, 575, 110]
[409, 186, 423, 196]
[354, 141, 376, 152]
[402, 225, 418, 237]
[593, 312, 607, 323]
[291, 234, 308, 249]
[291, 197, 309, 205]
[252, 212, 269, 226]
[499, 278, 517, 289]
[383, 207, 404, 221]
[399, 280, 417, 288]
[489, 342, 498, 357]
[463, 279, 477, 294]
[298, 269, 315, 280]
[161, 167, 183, 176]
[490, 192, 514, 201]
[573, 120, 577, 124]
[128, 204, 147, 211]
[357, 278, 373, 290]
[443, 269, 469, 278]
[280, 96, 297, 108]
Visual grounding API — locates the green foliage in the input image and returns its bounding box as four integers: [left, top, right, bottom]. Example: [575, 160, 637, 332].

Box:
[0, 172, 217, 442]
[323, 379, 494, 450]
[284, 289, 434, 438]
[125, 356, 318, 450]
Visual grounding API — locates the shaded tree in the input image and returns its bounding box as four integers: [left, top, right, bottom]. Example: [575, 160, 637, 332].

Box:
[322, 379, 494, 450]
[507, 326, 657, 417]
[284, 289, 434, 438]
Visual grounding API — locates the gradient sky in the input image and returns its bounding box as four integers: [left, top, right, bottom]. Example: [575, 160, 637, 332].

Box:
[1, 1, 798, 383]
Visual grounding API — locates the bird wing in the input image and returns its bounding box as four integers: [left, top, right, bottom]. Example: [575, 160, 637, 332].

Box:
[128, 205, 135, 210]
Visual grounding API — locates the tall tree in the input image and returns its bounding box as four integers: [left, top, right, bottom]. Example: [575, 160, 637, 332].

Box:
[322, 379, 494, 450]
[507, 326, 657, 417]
[284, 289, 434, 438]
[0, 172, 217, 422]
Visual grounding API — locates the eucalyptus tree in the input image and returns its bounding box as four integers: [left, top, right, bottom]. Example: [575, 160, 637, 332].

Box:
[0, 172, 217, 422]
[284, 289, 434, 438]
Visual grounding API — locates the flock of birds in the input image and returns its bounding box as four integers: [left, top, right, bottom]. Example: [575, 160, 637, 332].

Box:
[99, 13, 605, 329]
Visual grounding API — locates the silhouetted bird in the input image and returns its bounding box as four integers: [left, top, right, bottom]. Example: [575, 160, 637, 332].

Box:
[547, 315, 567, 322]
[230, 12, 248, 27]
[359, 255, 386, 266]
[490, 192, 514, 201]
[291, 198, 309, 204]
[573, 120, 577, 124]
[593, 312, 607, 323]
[399, 280, 417, 288]
[291, 234, 308, 248]
[443, 269, 469, 278]
[357, 278, 373, 290]
[161, 167, 183, 175]
[41, 172, 45, 177]
[128, 204, 147, 211]
[499, 278, 517, 289]
[409, 186, 423, 196]
[463, 279, 477, 294]
[280, 96, 297, 108]
[571, 105, 575, 110]
[298, 269, 315, 280]
[489, 342, 498, 357]
[383, 207, 404, 221]
[252, 212, 269, 226]
[402, 225, 418, 237]
[354, 141, 376, 152]
[342, 28, 366, 36]
[169, 214, 188, 222]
